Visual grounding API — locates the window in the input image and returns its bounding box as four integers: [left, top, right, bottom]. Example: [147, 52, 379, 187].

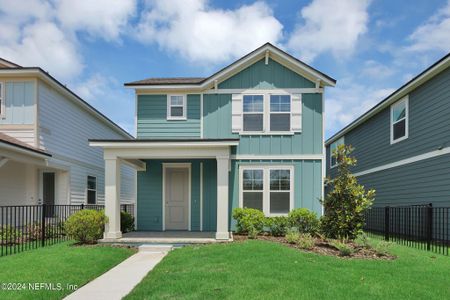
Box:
[391, 97, 408, 144]
[167, 95, 186, 120]
[240, 166, 293, 216]
[243, 95, 264, 131]
[242, 169, 264, 210]
[270, 95, 291, 131]
[87, 176, 97, 204]
[330, 137, 344, 168]
[0, 82, 4, 118]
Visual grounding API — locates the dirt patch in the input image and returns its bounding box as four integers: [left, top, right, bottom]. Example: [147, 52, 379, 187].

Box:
[233, 234, 396, 260]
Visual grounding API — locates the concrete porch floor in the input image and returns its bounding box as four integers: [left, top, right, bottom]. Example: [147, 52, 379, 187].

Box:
[100, 231, 230, 244]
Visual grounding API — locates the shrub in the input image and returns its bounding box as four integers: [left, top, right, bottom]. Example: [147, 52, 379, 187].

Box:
[266, 216, 289, 236]
[374, 241, 392, 256]
[331, 240, 354, 256]
[321, 145, 375, 240]
[64, 209, 108, 244]
[121, 211, 135, 233]
[26, 222, 64, 241]
[285, 227, 300, 244]
[232, 208, 265, 235]
[354, 232, 370, 248]
[0, 225, 22, 244]
[297, 233, 315, 250]
[288, 208, 320, 235]
[248, 227, 259, 239]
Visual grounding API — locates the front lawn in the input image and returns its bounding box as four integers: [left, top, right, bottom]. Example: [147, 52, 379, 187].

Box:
[0, 242, 134, 300]
[126, 240, 450, 299]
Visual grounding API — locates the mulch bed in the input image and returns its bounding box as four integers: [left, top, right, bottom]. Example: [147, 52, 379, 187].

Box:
[233, 234, 396, 260]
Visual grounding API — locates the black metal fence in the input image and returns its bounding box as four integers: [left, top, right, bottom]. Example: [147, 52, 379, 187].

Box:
[364, 204, 449, 255]
[0, 203, 134, 257]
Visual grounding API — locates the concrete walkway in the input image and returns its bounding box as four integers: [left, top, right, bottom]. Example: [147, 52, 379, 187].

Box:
[65, 245, 172, 300]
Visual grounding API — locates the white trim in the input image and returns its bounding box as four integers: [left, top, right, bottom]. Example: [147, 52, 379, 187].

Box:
[269, 94, 292, 132]
[200, 162, 203, 232]
[239, 132, 294, 136]
[0, 81, 5, 119]
[354, 146, 450, 177]
[91, 140, 239, 148]
[390, 96, 409, 145]
[200, 93, 203, 138]
[204, 88, 322, 94]
[231, 154, 323, 160]
[167, 94, 187, 120]
[134, 93, 138, 137]
[321, 93, 325, 215]
[239, 165, 294, 217]
[162, 163, 192, 231]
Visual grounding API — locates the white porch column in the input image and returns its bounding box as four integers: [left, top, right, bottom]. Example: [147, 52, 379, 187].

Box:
[216, 155, 230, 240]
[104, 158, 122, 239]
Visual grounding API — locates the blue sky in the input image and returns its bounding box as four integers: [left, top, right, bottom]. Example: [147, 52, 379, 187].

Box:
[1, 0, 449, 138]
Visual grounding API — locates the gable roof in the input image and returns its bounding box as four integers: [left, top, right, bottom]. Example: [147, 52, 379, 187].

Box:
[326, 51, 450, 146]
[0, 57, 21, 68]
[125, 43, 336, 89]
[0, 132, 51, 157]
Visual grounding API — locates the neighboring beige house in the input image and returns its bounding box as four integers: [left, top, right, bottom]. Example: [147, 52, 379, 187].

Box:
[0, 57, 136, 207]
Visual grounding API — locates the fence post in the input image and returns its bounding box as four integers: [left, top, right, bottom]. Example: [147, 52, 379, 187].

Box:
[384, 206, 390, 241]
[426, 203, 433, 251]
[41, 204, 46, 247]
[81, 203, 84, 210]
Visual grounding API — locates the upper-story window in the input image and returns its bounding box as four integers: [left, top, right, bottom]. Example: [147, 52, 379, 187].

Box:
[0, 82, 4, 118]
[243, 95, 264, 131]
[390, 96, 408, 144]
[330, 137, 344, 168]
[270, 95, 291, 131]
[167, 95, 186, 120]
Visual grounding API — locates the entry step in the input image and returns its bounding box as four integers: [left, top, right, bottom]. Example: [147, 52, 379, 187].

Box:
[138, 244, 174, 253]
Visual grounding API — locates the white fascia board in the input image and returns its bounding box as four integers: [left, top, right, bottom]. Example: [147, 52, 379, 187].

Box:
[0, 143, 49, 165]
[90, 141, 239, 148]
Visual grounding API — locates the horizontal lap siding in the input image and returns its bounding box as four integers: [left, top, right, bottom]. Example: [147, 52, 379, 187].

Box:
[357, 154, 450, 207]
[137, 94, 200, 138]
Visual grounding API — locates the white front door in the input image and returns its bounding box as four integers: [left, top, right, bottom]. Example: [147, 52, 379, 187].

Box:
[165, 167, 189, 230]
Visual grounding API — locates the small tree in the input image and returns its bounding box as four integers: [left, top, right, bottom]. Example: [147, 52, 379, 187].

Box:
[321, 144, 375, 240]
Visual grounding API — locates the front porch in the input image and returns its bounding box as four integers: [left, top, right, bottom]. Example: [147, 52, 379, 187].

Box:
[90, 139, 240, 241]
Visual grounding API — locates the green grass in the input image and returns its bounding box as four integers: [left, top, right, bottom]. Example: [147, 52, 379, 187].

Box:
[126, 240, 450, 300]
[0, 242, 134, 300]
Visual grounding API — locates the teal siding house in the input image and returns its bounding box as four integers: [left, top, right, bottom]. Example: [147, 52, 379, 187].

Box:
[326, 52, 450, 208]
[91, 43, 336, 240]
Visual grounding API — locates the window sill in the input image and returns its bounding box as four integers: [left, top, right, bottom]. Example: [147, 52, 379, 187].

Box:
[390, 136, 408, 145]
[167, 117, 187, 121]
[239, 131, 296, 136]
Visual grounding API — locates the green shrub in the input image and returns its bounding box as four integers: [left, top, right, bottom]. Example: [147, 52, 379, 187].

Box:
[121, 211, 135, 233]
[285, 227, 300, 244]
[331, 240, 354, 256]
[321, 145, 375, 240]
[374, 240, 392, 256]
[288, 208, 320, 235]
[266, 216, 289, 236]
[248, 227, 259, 239]
[0, 225, 22, 244]
[354, 232, 370, 248]
[232, 208, 265, 235]
[64, 209, 108, 244]
[297, 233, 315, 250]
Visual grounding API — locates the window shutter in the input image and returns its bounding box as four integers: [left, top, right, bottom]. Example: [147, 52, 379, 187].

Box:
[291, 94, 302, 132]
[231, 94, 243, 133]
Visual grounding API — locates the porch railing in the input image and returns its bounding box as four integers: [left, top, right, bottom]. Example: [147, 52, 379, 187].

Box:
[0, 203, 134, 257]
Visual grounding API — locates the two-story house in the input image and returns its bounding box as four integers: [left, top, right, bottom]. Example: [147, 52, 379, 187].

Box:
[0, 57, 136, 208]
[325, 52, 450, 208]
[91, 43, 336, 241]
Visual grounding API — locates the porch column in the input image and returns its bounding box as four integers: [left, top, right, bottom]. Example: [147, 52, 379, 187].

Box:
[216, 155, 230, 240]
[104, 158, 122, 239]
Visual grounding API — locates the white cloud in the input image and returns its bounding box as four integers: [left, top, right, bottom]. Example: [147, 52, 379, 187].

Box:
[287, 0, 370, 62]
[361, 60, 395, 79]
[56, 0, 137, 41]
[135, 0, 283, 63]
[407, 0, 450, 53]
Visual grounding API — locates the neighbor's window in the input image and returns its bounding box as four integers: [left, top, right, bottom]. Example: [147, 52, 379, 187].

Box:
[241, 166, 293, 216]
[87, 176, 97, 204]
[0, 82, 4, 118]
[270, 95, 291, 131]
[243, 95, 264, 131]
[391, 97, 408, 143]
[242, 169, 264, 210]
[330, 137, 345, 168]
[167, 95, 186, 120]
[269, 169, 291, 214]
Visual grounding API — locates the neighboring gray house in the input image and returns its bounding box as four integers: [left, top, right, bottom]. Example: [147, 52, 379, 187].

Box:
[325, 52, 450, 207]
[0, 57, 136, 207]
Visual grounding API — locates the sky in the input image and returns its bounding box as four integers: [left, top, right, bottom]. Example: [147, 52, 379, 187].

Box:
[0, 0, 449, 138]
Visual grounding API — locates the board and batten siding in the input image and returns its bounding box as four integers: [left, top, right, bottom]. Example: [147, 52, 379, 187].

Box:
[137, 94, 200, 138]
[37, 80, 135, 205]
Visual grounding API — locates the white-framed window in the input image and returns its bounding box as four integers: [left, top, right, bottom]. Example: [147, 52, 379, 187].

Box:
[269, 95, 291, 132]
[330, 137, 344, 168]
[240, 165, 294, 216]
[0, 82, 4, 118]
[87, 176, 97, 204]
[390, 96, 409, 144]
[167, 94, 186, 120]
[243, 95, 264, 132]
